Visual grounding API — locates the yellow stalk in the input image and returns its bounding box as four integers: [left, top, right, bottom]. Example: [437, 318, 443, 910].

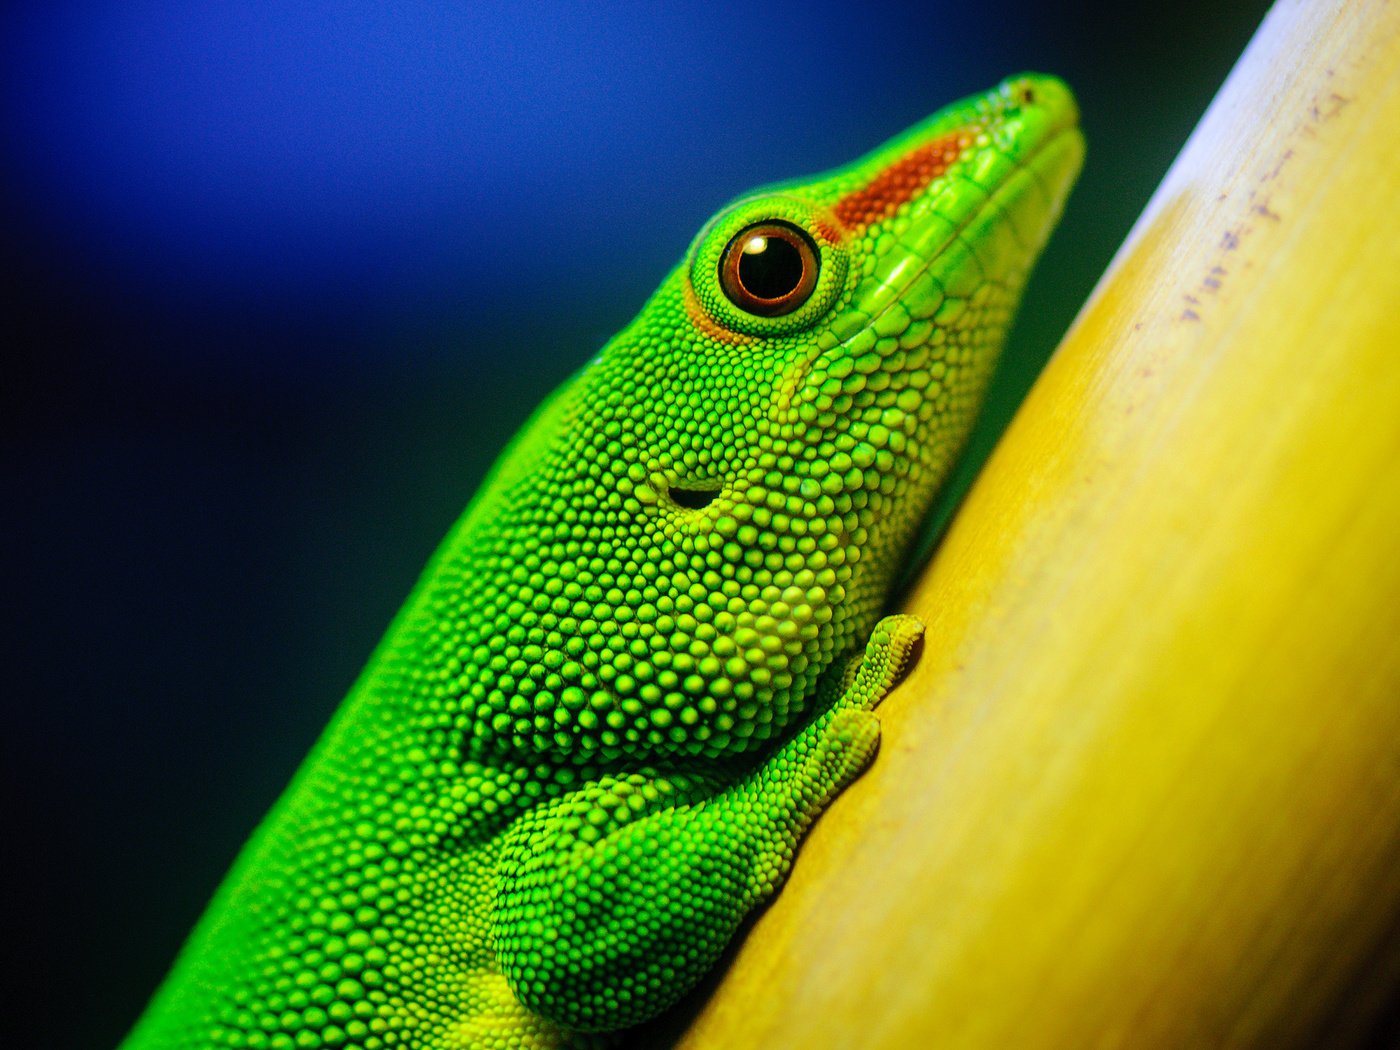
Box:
[663, 1, 1400, 1046]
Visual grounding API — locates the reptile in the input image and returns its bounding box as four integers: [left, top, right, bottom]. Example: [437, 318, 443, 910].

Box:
[122, 73, 1083, 1049]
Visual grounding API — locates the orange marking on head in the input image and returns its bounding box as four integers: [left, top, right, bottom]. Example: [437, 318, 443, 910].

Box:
[810, 216, 846, 246]
[832, 131, 966, 234]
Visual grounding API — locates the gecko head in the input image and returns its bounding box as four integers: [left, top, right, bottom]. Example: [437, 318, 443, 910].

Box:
[460, 76, 1081, 763]
[689, 73, 1083, 349]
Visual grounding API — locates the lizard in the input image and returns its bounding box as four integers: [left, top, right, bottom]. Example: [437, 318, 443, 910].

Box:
[121, 73, 1083, 1050]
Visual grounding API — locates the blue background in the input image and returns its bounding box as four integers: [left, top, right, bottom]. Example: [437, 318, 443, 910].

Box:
[6, 2, 1278, 1045]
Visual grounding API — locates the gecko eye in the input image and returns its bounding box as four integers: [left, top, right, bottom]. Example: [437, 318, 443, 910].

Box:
[718, 221, 819, 317]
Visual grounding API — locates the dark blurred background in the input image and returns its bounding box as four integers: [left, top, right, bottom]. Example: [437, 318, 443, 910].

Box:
[5, 1, 1273, 1045]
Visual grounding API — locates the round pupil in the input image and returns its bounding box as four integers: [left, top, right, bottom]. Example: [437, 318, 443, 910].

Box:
[737, 233, 804, 300]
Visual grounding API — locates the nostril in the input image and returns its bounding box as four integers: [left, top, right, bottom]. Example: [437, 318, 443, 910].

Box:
[669, 484, 721, 510]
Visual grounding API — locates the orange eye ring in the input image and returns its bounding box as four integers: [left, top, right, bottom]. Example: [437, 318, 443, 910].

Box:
[717, 220, 820, 317]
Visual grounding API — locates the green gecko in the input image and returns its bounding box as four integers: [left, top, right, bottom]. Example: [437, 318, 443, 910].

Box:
[123, 74, 1082, 1050]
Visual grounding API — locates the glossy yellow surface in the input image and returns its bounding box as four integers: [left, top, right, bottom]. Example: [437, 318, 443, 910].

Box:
[672, 1, 1400, 1046]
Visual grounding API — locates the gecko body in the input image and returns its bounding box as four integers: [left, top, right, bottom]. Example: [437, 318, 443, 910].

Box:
[124, 75, 1082, 1049]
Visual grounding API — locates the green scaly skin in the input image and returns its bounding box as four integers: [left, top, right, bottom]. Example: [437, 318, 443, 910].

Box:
[123, 74, 1082, 1049]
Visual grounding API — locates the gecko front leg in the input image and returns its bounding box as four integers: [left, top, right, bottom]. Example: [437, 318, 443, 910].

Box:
[492, 614, 925, 1035]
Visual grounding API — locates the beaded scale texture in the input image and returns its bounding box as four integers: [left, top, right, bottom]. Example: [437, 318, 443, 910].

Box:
[123, 75, 1083, 1049]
